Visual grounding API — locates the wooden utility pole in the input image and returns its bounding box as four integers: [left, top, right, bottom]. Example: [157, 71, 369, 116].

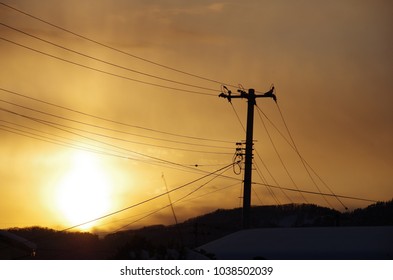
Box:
[219, 87, 276, 229]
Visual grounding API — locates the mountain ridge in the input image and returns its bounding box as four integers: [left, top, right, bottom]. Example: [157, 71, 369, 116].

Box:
[2, 200, 392, 259]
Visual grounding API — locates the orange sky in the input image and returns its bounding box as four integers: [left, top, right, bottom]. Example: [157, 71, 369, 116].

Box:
[0, 0, 392, 233]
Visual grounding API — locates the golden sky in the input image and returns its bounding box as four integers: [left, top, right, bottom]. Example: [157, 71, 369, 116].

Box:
[0, 0, 392, 232]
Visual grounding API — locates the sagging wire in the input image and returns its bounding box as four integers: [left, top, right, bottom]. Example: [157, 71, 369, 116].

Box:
[232, 142, 244, 175]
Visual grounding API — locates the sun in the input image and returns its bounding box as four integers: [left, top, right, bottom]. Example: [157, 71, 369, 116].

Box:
[56, 152, 113, 230]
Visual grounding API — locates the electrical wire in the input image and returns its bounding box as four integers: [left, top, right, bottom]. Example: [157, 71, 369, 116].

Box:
[1, 119, 231, 162]
[110, 174, 238, 233]
[0, 37, 216, 96]
[0, 97, 233, 152]
[1, 22, 219, 93]
[1, 118, 220, 169]
[113, 204, 172, 232]
[256, 104, 348, 209]
[254, 164, 282, 205]
[274, 102, 347, 210]
[1, 122, 236, 180]
[1, 106, 241, 181]
[254, 182, 378, 203]
[252, 187, 264, 205]
[0, 107, 224, 173]
[0, 122, 142, 162]
[255, 155, 294, 204]
[255, 105, 310, 203]
[162, 173, 179, 226]
[56, 162, 236, 233]
[274, 102, 330, 206]
[0, 2, 240, 89]
[0, 103, 232, 155]
[230, 102, 246, 131]
[178, 181, 240, 205]
[113, 163, 235, 232]
[0, 87, 234, 144]
[228, 101, 293, 204]
[173, 162, 235, 203]
[1, 108, 241, 181]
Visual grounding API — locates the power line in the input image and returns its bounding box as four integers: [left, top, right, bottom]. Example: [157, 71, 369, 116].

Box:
[0, 118, 194, 166]
[1, 106, 239, 178]
[274, 102, 332, 207]
[273, 102, 347, 210]
[0, 37, 216, 96]
[80, 175, 241, 232]
[0, 2, 239, 88]
[227, 91, 295, 204]
[0, 117, 193, 167]
[252, 187, 264, 205]
[113, 204, 172, 233]
[229, 102, 246, 132]
[228, 100, 293, 205]
[162, 173, 179, 226]
[178, 181, 240, 205]
[1, 121, 234, 179]
[254, 182, 378, 204]
[255, 105, 309, 204]
[173, 162, 235, 203]
[0, 99, 232, 155]
[255, 105, 348, 209]
[0, 87, 234, 144]
[219, 86, 351, 226]
[105, 164, 236, 232]
[95, 166, 238, 233]
[1, 22, 219, 93]
[254, 162, 282, 205]
[0, 107, 214, 172]
[10, 110, 358, 207]
[56, 162, 236, 232]
[1, 106, 240, 178]
[0, 123, 142, 162]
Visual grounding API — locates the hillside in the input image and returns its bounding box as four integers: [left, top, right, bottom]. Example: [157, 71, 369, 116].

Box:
[1, 200, 392, 259]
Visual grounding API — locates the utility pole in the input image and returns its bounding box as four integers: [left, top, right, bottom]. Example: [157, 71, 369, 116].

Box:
[219, 87, 276, 229]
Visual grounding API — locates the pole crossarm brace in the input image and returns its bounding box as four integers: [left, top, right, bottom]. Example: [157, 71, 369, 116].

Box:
[219, 86, 277, 103]
[219, 86, 276, 229]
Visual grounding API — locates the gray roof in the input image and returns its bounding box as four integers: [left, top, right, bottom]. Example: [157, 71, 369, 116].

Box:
[197, 226, 393, 259]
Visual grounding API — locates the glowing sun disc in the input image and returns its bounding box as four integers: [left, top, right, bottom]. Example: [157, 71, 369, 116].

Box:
[56, 152, 112, 230]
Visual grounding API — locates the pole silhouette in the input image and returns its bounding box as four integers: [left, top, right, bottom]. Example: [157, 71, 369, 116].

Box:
[219, 87, 276, 229]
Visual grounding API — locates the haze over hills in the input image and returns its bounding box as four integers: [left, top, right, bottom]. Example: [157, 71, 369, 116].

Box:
[1, 200, 392, 259]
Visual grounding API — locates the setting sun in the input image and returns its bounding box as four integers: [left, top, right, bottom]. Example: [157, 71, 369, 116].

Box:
[55, 152, 113, 230]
